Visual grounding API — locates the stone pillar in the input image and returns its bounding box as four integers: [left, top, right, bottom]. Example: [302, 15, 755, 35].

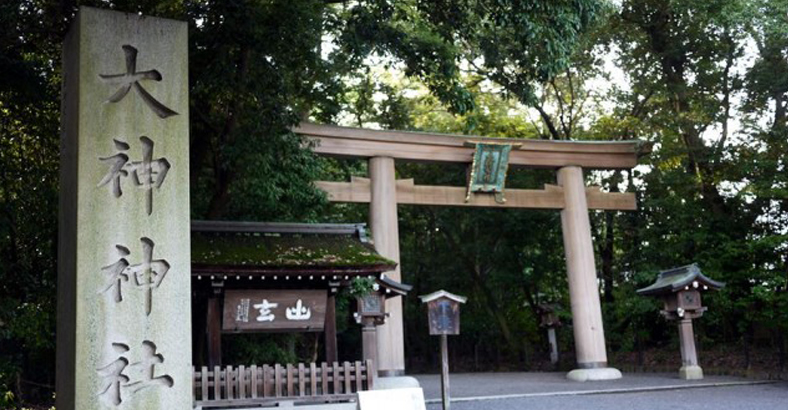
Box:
[678, 319, 703, 379]
[58, 8, 191, 409]
[369, 156, 405, 376]
[558, 166, 621, 381]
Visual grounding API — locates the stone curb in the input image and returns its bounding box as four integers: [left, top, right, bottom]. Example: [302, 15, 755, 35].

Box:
[423, 380, 779, 404]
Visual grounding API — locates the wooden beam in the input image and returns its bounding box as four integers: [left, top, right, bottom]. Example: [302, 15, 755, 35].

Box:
[192, 220, 366, 236]
[314, 178, 636, 211]
[585, 187, 638, 211]
[296, 123, 651, 170]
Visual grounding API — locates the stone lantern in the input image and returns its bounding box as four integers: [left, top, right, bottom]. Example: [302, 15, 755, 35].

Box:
[637, 263, 724, 380]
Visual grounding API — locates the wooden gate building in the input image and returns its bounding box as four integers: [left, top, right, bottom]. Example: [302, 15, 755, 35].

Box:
[190, 220, 409, 406]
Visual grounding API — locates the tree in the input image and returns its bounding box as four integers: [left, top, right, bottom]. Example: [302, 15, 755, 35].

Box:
[600, 0, 788, 366]
[0, 0, 611, 405]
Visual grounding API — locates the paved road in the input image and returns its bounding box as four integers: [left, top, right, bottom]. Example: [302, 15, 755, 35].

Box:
[424, 383, 788, 410]
[415, 372, 764, 399]
[413, 372, 788, 410]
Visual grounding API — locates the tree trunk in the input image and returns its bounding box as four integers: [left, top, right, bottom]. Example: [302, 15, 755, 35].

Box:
[205, 167, 234, 219]
[773, 91, 786, 130]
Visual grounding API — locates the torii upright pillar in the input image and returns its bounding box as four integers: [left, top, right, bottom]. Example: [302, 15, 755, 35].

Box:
[558, 166, 621, 381]
[369, 156, 406, 376]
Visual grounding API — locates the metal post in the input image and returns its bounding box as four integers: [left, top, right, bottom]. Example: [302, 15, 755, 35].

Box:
[440, 334, 450, 410]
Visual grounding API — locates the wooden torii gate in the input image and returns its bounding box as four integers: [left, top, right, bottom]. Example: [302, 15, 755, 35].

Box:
[296, 122, 651, 381]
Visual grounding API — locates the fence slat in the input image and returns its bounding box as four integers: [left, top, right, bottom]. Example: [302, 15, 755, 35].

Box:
[200, 366, 208, 400]
[332, 362, 341, 394]
[310, 362, 317, 396]
[365, 359, 374, 390]
[287, 364, 295, 396]
[250, 365, 258, 398]
[238, 365, 246, 398]
[274, 364, 282, 397]
[321, 362, 329, 395]
[343, 361, 351, 394]
[354, 361, 362, 393]
[298, 363, 306, 396]
[263, 364, 272, 397]
[226, 365, 234, 399]
[213, 366, 221, 400]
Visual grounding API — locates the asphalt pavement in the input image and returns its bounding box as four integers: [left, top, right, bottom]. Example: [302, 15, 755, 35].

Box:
[413, 372, 787, 410]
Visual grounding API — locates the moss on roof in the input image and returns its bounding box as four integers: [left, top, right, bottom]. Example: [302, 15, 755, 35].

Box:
[191, 232, 396, 269]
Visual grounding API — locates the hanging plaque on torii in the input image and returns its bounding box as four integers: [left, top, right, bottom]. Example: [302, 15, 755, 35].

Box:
[465, 141, 521, 204]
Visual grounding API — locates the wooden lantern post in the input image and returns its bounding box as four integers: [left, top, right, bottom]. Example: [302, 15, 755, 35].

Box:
[356, 291, 386, 376]
[420, 290, 467, 410]
[637, 264, 724, 380]
[537, 304, 563, 365]
[355, 276, 412, 379]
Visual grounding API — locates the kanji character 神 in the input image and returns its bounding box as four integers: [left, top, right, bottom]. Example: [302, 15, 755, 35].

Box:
[98, 137, 170, 215]
[99, 238, 170, 316]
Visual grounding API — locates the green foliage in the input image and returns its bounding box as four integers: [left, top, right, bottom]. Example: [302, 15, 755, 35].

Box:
[187, 0, 339, 220]
[224, 334, 300, 365]
[348, 277, 377, 297]
[1, 392, 14, 409]
[415, 0, 604, 107]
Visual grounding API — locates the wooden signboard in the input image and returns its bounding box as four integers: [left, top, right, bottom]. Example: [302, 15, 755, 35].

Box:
[427, 299, 461, 336]
[222, 290, 327, 333]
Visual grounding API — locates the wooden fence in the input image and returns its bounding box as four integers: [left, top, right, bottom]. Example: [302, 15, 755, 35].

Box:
[193, 360, 374, 408]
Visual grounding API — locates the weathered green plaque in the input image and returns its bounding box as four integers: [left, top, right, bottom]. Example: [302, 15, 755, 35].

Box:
[58, 8, 191, 410]
[465, 142, 517, 204]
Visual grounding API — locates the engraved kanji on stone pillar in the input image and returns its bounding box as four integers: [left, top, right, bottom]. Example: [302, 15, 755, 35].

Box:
[127, 237, 170, 316]
[99, 238, 170, 316]
[98, 137, 171, 215]
[96, 341, 173, 407]
[100, 45, 179, 118]
[96, 343, 131, 406]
